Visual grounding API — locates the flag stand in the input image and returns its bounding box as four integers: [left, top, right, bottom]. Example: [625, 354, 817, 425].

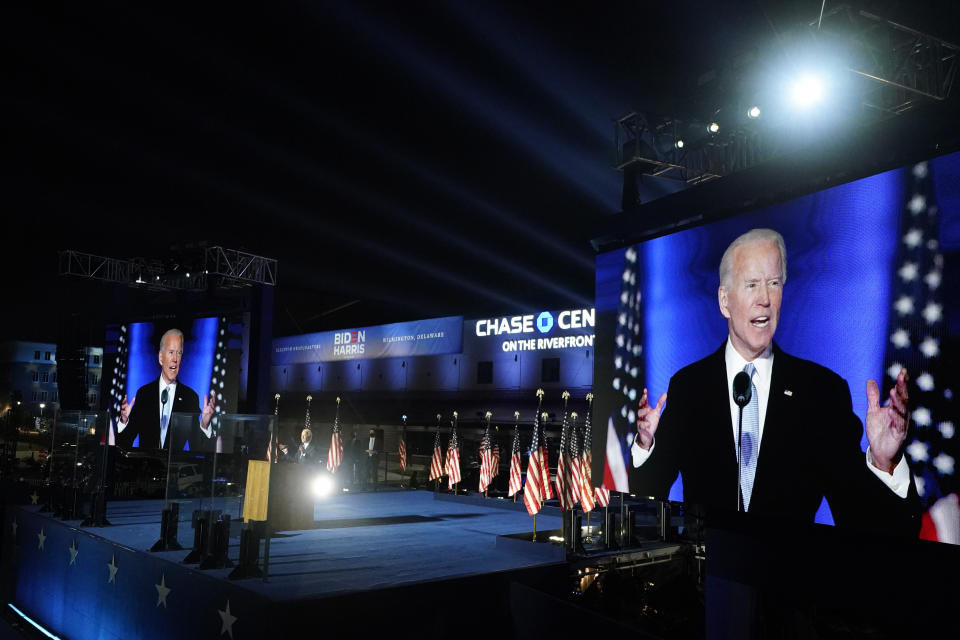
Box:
[532, 514, 537, 542]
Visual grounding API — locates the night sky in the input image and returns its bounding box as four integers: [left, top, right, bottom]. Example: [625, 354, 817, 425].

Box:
[5, 1, 957, 343]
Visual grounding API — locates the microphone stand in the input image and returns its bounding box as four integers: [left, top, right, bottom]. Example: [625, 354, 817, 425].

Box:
[736, 405, 743, 513]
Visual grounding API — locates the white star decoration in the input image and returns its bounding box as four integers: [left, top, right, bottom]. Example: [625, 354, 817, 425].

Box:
[30, 491, 39, 505]
[925, 270, 942, 290]
[155, 574, 171, 608]
[940, 422, 956, 439]
[887, 362, 905, 380]
[917, 373, 935, 392]
[922, 302, 943, 324]
[69, 540, 78, 566]
[894, 296, 914, 315]
[919, 337, 940, 358]
[625, 247, 637, 262]
[622, 269, 632, 283]
[913, 162, 928, 178]
[37, 528, 45, 550]
[907, 440, 929, 462]
[219, 600, 238, 638]
[908, 194, 926, 214]
[912, 407, 932, 427]
[904, 228, 923, 248]
[897, 262, 919, 281]
[107, 555, 118, 583]
[620, 291, 629, 304]
[890, 328, 910, 348]
[933, 453, 955, 476]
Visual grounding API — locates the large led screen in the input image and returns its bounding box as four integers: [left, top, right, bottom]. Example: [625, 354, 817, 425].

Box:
[594, 150, 960, 540]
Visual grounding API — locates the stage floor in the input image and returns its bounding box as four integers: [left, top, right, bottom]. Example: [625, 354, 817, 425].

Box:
[17, 489, 564, 601]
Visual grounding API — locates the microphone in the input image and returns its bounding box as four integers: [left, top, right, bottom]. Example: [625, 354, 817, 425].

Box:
[732, 371, 752, 407]
[732, 370, 752, 512]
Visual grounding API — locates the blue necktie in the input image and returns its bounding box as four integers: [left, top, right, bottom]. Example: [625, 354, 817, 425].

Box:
[160, 387, 170, 448]
[740, 363, 759, 511]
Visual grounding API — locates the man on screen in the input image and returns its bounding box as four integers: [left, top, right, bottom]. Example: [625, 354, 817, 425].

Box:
[116, 329, 217, 451]
[630, 228, 920, 535]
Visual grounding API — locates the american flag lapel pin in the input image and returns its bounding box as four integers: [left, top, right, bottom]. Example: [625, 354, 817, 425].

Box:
[784, 389, 793, 397]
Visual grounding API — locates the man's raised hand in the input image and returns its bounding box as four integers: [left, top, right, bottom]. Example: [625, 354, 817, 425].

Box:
[636, 388, 667, 451]
[120, 396, 135, 424]
[201, 390, 216, 429]
[866, 367, 909, 473]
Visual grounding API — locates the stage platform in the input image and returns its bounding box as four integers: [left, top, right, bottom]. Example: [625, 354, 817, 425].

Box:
[2, 489, 567, 639]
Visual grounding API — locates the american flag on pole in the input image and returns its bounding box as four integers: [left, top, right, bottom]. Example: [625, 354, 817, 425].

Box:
[491, 439, 500, 480]
[446, 412, 461, 490]
[398, 415, 408, 473]
[884, 161, 959, 544]
[570, 412, 585, 505]
[573, 411, 596, 512]
[266, 393, 280, 462]
[555, 392, 576, 510]
[429, 414, 444, 481]
[327, 397, 343, 473]
[508, 412, 522, 497]
[583, 393, 608, 508]
[479, 411, 493, 493]
[537, 414, 553, 502]
[523, 402, 545, 516]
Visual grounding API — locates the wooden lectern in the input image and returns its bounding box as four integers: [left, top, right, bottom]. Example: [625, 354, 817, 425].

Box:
[243, 460, 315, 531]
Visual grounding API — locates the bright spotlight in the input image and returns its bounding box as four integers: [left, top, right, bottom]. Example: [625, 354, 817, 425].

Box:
[789, 74, 823, 109]
[747, 106, 761, 119]
[708, 122, 719, 134]
[311, 473, 335, 498]
[674, 139, 684, 149]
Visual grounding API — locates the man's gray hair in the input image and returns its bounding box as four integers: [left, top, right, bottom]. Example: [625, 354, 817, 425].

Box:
[158, 328, 185, 352]
[718, 228, 787, 288]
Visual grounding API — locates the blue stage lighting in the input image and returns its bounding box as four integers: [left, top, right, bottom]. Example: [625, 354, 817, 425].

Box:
[8, 604, 62, 640]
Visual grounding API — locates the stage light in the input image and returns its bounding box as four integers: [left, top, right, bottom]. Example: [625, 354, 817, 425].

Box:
[311, 473, 335, 498]
[708, 122, 719, 134]
[789, 73, 824, 109]
[747, 106, 761, 119]
[675, 139, 684, 149]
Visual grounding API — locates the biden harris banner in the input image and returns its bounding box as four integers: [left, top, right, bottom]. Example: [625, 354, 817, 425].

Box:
[273, 316, 463, 363]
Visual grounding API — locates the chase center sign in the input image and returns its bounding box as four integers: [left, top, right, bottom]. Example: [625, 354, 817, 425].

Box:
[474, 308, 595, 352]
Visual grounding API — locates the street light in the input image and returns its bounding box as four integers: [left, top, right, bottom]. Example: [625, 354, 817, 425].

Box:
[39, 403, 45, 418]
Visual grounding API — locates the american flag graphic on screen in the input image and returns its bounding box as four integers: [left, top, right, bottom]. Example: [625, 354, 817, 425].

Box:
[884, 161, 959, 544]
[327, 397, 343, 473]
[605, 245, 645, 491]
[105, 324, 129, 445]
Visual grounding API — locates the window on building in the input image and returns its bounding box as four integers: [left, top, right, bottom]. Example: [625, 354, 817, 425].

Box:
[32, 371, 39, 382]
[89, 393, 97, 405]
[31, 392, 38, 401]
[477, 361, 493, 384]
[53, 392, 58, 401]
[93, 355, 101, 365]
[44, 351, 51, 361]
[41, 372, 49, 382]
[541, 358, 560, 383]
[34, 350, 40, 360]
[40, 391, 47, 401]
[52, 372, 57, 383]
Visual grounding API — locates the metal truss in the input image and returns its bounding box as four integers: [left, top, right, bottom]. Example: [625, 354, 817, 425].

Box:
[815, 4, 958, 116]
[204, 246, 277, 287]
[616, 4, 957, 191]
[58, 246, 277, 290]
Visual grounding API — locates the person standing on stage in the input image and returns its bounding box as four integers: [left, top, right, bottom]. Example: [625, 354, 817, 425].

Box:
[117, 329, 216, 451]
[362, 428, 382, 491]
[296, 427, 321, 464]
[629, 228, 920, 536]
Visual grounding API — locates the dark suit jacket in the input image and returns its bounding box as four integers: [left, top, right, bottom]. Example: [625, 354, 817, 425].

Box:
[117, 378, 207, 452]
[294, 441, 323, 464]
[628, 343, 920, 537]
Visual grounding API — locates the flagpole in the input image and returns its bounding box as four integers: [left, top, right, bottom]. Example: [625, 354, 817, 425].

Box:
[532, 513, 537, 542]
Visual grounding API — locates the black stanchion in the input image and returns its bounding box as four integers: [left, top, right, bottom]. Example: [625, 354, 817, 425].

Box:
[182, 509, 212, 564]
[228, 521, 264, 579]
[150, 502, 183, 551]
[199, 514, 233, 570]
[81, 491, 112, 527]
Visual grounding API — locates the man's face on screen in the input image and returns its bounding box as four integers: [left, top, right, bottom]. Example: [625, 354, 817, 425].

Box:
[158, 334, 183, 385]
[718, 240, 783, 360]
